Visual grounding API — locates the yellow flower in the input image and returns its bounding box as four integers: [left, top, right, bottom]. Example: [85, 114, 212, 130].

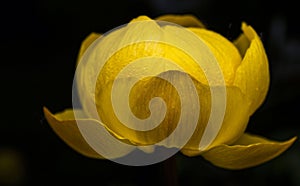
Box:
[43, 14, 296, 169]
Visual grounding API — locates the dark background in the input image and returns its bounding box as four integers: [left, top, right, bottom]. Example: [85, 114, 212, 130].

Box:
[1, 0, 299, 185]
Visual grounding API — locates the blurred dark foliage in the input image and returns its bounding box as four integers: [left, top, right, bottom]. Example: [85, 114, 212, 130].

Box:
[0, 0, 299, 185]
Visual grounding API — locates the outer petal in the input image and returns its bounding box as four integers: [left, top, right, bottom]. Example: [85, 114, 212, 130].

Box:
[233, 23, 270, 115]
[76, 32, 101, 66]
[155, 14, 205, 28]
[43, 107, 103, 159]
[201, 133, 296, 170]
[45, 107, 151, 158]
[188, 28, 242, 85]
[181, 85, 250, 154]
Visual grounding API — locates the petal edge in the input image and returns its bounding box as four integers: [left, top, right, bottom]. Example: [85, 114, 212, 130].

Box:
[233, 23, 270, 115]
[155, 14, 205, 28]
[43, 107, 104, 159]
[77, 32, 101, 66]
[201, 133, 296, 170]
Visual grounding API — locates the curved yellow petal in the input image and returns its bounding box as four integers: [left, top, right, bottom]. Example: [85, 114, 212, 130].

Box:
[234, 31, 250, 57]
[188, 28, 242, 85]
[96, 71, 188, 146]
[181, 85, 250, 155]
[201, 133, 296, 170]
[97, 69, 249, 150]
[76, 32, 101, 66]
[233, 23, 270, 115]
[155, 14, 205, 28]
[43, 107, 103, 159]
[130, 15, 152, 22]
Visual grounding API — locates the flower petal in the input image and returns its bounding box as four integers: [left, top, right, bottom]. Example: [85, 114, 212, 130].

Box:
[188, 28, 242, 85]
[155, 14, 205, 28]
[43, 107, 103, 159]
[234, 31, 250, 57]
[181, 85, 250, 154]
[201, 133, 296, 170]
[233, 23, 270, 115]
[44, 107, 136, 159]
[130, 15, 153, 22]
[96, 71, 190, 146]
[76, 32, 101, 66]
[97, 69, 250, 151]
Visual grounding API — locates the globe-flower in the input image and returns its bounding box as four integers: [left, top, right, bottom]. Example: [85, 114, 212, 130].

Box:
[43, 14, 296, 169]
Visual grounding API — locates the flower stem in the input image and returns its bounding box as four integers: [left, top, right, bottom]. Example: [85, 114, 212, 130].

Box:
[163, 155, 178, 186]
